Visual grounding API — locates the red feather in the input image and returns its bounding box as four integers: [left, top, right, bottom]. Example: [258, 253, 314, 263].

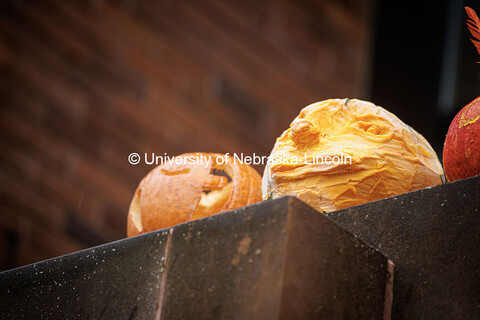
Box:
[465, 6, 480, 58]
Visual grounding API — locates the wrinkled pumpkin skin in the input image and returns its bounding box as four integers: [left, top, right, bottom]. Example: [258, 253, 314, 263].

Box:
[443, 97, 480, 182]
[262, 99, 444, 213]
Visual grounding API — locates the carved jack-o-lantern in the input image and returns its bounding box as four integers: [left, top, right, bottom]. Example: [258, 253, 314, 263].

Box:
[262, 99, 444, 213]
[127, 153, 262, 237]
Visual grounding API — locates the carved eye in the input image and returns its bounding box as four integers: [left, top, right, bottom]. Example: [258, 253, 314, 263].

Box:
[354, 115, 394, 137]
[127, 153, 262, 237]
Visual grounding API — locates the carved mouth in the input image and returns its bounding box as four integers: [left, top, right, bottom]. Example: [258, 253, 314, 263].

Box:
[193, 162, 234, 219]
[129, 189, 143, 234]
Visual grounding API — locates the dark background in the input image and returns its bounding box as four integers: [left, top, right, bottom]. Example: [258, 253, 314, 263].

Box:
[371, 0, 480, 153]
[0, 0, 479, 271]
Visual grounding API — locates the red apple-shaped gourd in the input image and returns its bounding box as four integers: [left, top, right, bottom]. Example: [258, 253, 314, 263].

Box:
[443, 97, 480, 181]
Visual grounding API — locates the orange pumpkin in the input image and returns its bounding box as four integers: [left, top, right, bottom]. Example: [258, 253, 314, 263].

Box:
[127, 153, 262, 237]
[262, 99, 445, 213]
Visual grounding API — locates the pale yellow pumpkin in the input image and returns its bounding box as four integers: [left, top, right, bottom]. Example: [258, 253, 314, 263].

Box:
[262, 99, 444, 212]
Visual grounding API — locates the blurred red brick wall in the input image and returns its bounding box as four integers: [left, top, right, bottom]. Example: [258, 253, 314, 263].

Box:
[0, 0, 374, 271]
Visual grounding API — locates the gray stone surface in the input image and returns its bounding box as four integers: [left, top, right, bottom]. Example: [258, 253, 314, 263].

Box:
[161, 197, 392, 320]
[1, 197, 392, 319]
[0, 229, 169, 319]
[326, 175, 480, 320]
